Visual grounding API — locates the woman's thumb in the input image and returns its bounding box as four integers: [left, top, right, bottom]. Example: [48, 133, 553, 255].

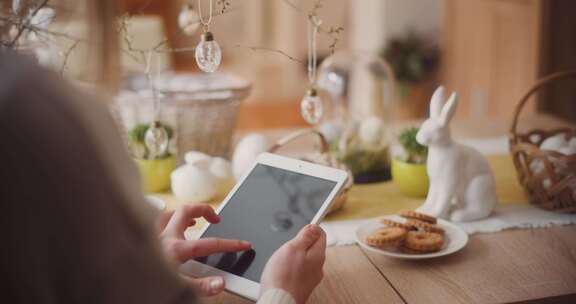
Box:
[291, 224, 322, 250]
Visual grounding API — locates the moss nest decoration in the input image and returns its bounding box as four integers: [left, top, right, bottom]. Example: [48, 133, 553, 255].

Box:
[329, 123, 391, 184]
[333, 145, 390, 176]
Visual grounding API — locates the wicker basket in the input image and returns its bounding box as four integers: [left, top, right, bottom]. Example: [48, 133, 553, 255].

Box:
[509, 71, 576, 213]
[115, 72, 251, 160]
[268, 129, 354, 214]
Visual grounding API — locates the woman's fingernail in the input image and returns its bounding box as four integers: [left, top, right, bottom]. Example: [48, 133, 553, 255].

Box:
[210, 278, 223, 292]
[308, 224, 320, 237]
[241, 241, 251, 247]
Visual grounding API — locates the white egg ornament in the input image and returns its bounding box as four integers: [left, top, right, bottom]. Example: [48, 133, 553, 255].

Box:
[359, 116, 384, 146]
[318, 121, 342, 143]
[559, 147, 576, 156]
[210, 157, 232, 180]
[184, 151, 212, 169]
[540, 134, 568, 153]
[210, 157, 234, 194]
[529, 159, 544, 175]
[178, 4, 200, 36]
[171, 164, 218, 203]
[569, 137, 576, 150]
[232, 133, 270, 180]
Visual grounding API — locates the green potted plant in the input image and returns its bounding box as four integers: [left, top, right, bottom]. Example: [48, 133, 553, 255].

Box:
[392, 127, 429, 197]
[128, 122, 176, 193]
[382, 33, 439, 120]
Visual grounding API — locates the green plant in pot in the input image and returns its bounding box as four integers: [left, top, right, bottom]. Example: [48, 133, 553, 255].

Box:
[128, 122, 176, 193]
[382, 33, 439, 119]
[392, 127, 429, 197]
[383, 33, 439, 95]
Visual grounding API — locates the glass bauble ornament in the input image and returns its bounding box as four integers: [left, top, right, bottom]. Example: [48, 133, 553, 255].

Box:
[300, 88, 324, 125]
[12, 0, 22, 15]
[178, 4, 200, 36]
[195, 32, 221, 73]
[145, 121, 169, 159]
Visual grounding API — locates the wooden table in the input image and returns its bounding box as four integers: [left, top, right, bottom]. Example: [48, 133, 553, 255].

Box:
[202, 115, 576, 304]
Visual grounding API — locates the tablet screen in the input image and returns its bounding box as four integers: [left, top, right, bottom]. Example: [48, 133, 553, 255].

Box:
[195, 163, 337, 282]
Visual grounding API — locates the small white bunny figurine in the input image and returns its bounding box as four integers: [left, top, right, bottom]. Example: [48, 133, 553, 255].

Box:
[416, 86, 498, 222]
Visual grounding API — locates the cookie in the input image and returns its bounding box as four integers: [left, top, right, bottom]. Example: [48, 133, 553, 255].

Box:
[404, 231, 444, 253]
[380, 218, 416, 231]
[405, 219, 445, 234]
[400, 210, 437, 224]
[365, 227, 407, 248]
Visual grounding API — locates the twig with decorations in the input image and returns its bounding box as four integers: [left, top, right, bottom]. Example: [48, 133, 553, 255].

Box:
[152, 0, 344, 67]
[0, 0, 79, 71]
[2, 0, 344, 80]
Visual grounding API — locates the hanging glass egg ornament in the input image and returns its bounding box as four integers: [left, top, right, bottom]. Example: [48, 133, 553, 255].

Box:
[144, 121, 169, 159]
[195, 31, 221, 73]
[12, 0, 22, 15]
[178, 4, 201, 36]
[300, 88, 324, 125]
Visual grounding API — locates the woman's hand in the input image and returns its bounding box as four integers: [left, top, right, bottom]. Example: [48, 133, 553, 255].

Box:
[159, 204, 251, 296]
[260, 224, 327, 304]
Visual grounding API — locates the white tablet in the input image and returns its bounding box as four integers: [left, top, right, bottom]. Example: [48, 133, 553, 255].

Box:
[180, 152, 348, 301]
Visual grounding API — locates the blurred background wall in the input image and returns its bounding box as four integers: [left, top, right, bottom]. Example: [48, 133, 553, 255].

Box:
[115, 0, 575, 127]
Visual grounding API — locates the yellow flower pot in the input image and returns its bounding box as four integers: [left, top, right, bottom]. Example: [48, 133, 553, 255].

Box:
[134, 157, 176, 193]
[392, 158, 429, 198]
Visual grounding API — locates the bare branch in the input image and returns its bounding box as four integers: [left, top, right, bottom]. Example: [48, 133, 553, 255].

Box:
[154, 43, 305, 66]
[156, 46, 196, 54]
[117, 14, 146, 64]
[120, 47, 145, 65]
[8, 0, 50, 47]
[59, 39, 79, 75]
[232, 44, 305, 65]
[322, 26, 344, 54]
[3, 0, 344, 75]
[152, 38, 169, 51]
[27, 24, 84, 42]
[281, 0, 344, 54]
[281, 0, 304, 13]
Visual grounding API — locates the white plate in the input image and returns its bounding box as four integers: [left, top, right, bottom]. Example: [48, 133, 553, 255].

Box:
[355, 215, 469, 259]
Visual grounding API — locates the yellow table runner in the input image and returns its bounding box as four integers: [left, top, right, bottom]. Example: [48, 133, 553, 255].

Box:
[326, 154, 526, 221]
[156, 154, 527, 224]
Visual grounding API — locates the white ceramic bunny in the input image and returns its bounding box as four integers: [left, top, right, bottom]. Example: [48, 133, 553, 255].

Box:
[416, 86, 498, 222]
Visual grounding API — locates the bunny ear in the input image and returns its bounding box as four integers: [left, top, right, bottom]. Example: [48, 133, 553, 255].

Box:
[429, 86, 445, 118]
[440, 92, 458, 125]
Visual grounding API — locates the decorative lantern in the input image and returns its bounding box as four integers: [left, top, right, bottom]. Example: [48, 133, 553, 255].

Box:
[317, 51, 396, 183]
